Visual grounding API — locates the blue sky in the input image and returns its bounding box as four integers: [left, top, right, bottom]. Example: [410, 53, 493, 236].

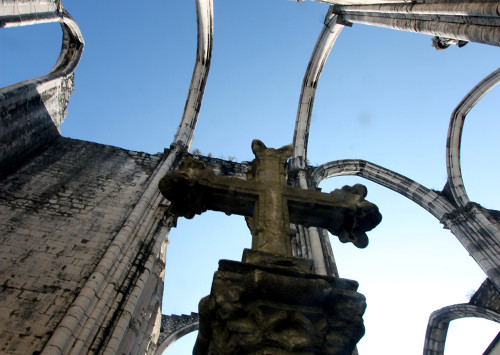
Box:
[2, 1, 500, 354]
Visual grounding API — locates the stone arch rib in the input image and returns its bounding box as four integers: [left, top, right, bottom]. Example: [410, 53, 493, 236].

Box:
[423, 304, 500, 355]
[173, 0, 213, 150]
[0, 1, 84, 88]
[289, 9, 344, 275]
[312, 159, 455, 220]
[155, 313, 199, 354]
[313, 158, 500, 289]
[0, 0, 63, 28]
[291, 9, 344, 170]
[446, 67, 500, 207]
[441, 67, 500, 289]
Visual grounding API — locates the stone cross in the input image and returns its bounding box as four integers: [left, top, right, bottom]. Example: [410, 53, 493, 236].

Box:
[159, 140, 381, 257]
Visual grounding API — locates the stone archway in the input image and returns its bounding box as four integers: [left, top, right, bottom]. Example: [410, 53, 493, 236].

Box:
[423, 304, 500, 355]
[155, 313, 199, 354]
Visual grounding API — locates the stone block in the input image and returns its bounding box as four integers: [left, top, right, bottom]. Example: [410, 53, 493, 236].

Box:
[194, 250, 366, 355]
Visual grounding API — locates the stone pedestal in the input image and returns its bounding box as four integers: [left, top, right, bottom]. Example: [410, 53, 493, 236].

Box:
[194, 249, 366, 355]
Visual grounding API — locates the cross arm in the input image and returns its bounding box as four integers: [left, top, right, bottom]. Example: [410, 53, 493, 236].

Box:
[159, 154, 382, 252]
[284, 184, 382, 248]
[158, 158, 258, 219]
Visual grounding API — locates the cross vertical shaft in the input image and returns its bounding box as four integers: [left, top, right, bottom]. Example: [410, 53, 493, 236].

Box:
[249, 140, 294, 256]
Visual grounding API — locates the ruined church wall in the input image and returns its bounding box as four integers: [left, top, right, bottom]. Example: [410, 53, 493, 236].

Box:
[0, 75, 75, 178]
[0, 137, 163, 354]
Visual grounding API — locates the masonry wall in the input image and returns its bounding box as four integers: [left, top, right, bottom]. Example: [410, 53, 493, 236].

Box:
[0, 137, 163, 354]
[0, 73, 75, 178]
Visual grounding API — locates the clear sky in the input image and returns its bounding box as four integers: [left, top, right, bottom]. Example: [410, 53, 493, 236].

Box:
[2, 1, 500, 354]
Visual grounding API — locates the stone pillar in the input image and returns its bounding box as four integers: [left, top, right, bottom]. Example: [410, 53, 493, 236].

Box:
[194, 249, 366, 354]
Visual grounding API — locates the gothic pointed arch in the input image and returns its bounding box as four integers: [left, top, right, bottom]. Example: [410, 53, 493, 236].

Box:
[309, 65, 500, 290]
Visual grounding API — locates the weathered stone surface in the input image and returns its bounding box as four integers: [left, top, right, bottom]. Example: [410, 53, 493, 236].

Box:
[470, 279, 500, 313]
[194, 250, 366, 355]
[0, 137, 163, 354]
[242, 249, 313, 273]
[157, 313, 200, 352]
[0, 77, 73, 177]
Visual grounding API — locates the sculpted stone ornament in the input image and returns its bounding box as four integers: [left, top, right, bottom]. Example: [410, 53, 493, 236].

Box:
[194, 250, 368, 354]
[158, 139, 381, 255]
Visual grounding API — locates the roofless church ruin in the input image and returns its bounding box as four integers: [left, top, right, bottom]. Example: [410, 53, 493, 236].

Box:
[1, 0, 499, 354]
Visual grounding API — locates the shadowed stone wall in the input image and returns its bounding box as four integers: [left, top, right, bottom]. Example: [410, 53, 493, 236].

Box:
[0, 76, 75, 177]
[0, 137, 163, 354]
